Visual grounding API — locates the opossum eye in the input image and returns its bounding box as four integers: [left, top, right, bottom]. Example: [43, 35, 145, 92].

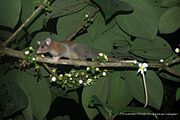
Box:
[41, 45, 45, 49]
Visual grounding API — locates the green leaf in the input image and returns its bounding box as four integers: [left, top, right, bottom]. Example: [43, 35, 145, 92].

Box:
[76, 20, 129, 54]
[130, 36, 173, 60]
[0, 0, 21, 28]
[13, 69, 51, 120]
[123, 70, 163, 109]
[48, 0, 90, 19]
[0, 70, 28, 117]
[21, 0, 46, 33]
[158, 6, 180, 34]
[57, 5, 96, 40]
[2, 69, 51, 120]
[106, 72, 133, 111]
[0, 30, 12, 40]
[76, 13, 116, 53]
[145, 0, 168, 19]
[91, 0, 133, 20]
[112, 31, 131, 58]
[158, 64, 180, 82]
[116, 0, 158, 40]
[82, 72, 133, 119]
[176, 88, 180, 101]
[161, 0, 180, 7]
[90, 95, 112, 120]
[23, 95, 33, 120]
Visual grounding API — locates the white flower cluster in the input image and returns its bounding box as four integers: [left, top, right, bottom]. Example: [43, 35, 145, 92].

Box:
[98, 53, 108, 61]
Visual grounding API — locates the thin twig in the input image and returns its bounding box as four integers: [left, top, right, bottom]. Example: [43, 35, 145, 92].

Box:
[164, 67, 180, 77]
[3, 0, 48, 46]
[42, 63, 59, 78]
[66, 8, 100, 40]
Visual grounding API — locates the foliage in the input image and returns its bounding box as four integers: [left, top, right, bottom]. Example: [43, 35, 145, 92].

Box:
[0, 0, 180, 120]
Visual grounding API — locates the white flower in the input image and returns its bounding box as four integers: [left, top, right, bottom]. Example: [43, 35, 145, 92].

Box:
[99, 53, 103, 57]
[104, 54, 108, 60]
[175, 48, 179, 53]
[75, 73, 79, 77]
[32, 57, 36, 61]
[85, 75, 89, 78]
[86, 67, 90, 71]
[58, 74, 63, 80]
[29, 46, 34, 51]
[69, 77, 72, 80]
[137, 63, 149, 107]
[137, 63, 148, 74]
[160, 59, 164, 63]
[133, 60, 138, 64]
[102, 72, 107, 76]
[79, 80, 83, 84]
[24, 51, 30, 55]
[51, 76, 56, 82]
[87, 78, 92, 85]
[59, 74, 63, 77]
[95, 67, 99, 71]
[41, 54, 45, 58]
[52, 68, 56, 73]
[85, 14, 89, 18]
[65, 73, 71, 77]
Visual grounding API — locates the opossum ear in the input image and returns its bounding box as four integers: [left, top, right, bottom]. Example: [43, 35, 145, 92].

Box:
[45, 38, 52, 45]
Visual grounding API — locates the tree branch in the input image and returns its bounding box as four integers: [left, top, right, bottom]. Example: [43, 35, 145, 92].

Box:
[3, 0, 48, 46]
[1, 46, 180, 78]
[166, 57, 180, 66]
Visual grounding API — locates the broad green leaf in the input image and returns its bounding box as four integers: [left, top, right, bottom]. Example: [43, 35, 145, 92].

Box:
[0, 0, 21, 28]
[0, 70, 28, 117]
[48, 0, 90, 19]
[0, 30, 12, 40]
[176, 88, 180, 101]
[51, 85, 80, 103]
[130, 37, 173, 60]
[145, 0, 168, 19]
[21, 0, 46, 33]
[82, 72, 133, 119]
[76, 13, 116, 53]
[112, 31, 131, 58]
[23, 95, 33, 120]
[106, 72, 133, 111]
[158, 64, 180, 82]
[90, 95, 112, 120]
[116, 0, 158, 40]
[57, 5, 96, 40]
[159, 6, 180, 34]
[124, 70, 163, 109]
[12, 29, 28, 49]
[91, 0, 133, 20]
[161, 0, 180, 7]
[14, 69, 51, 120]
[76, 22, 129, 54]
